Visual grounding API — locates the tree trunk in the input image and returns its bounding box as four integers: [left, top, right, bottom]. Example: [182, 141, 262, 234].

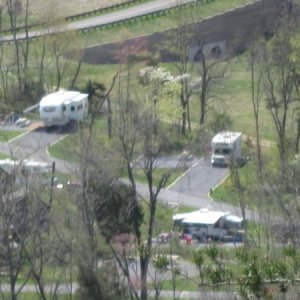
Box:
[21, 0, 30, 94]
[140, 256, 149, 300]
[69, 58, 82, 89]
[107, 95, 113, 138]
[250, 52, 263, 182]
[187, 100, 191, 133]
[295, 116, 300, 153]
[181, 92, 187, 136]
[199, 58, 207, 125]
[8, 0, 22, 93]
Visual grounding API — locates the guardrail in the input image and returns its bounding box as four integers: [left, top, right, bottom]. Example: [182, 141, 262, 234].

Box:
[0, 22, 45, 35]
[0, 0, 143, 35]
[66, 0, 143, 21]
[0, 0, 217, 43]
[75, 1, 197, 34]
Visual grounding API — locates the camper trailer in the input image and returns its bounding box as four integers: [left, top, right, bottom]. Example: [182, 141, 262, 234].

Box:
[39, 91, 88, 127]
[211, 131, 242, 167]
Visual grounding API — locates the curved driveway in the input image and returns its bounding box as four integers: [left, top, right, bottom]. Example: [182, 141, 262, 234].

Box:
[0, 127, 76, 174]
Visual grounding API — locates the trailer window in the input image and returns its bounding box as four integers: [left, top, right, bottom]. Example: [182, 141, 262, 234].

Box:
[71, 106, 75, 111]
[63, 105, 66, 112]
[77, 104, 83, 111]
[43, 106, 56, 112]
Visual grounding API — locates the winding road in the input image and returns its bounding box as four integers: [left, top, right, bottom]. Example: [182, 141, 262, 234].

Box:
[0, 123, 252, 220]
[0, 0, 197, 42]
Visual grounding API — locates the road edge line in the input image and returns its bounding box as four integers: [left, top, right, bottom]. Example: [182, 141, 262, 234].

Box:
[208, 172, 230, 201]
[166, 158, 202, 190]
[45, 134, 68, 156]
[8, 128, 34, 143]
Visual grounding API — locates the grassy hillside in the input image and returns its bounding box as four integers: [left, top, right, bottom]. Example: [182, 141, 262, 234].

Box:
[26, 0, 129, 17]
[79, 0, 256, 46]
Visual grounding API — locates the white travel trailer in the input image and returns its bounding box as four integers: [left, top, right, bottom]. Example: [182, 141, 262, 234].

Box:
[39, 91, 88, 127]
[211, 131, 242, 167]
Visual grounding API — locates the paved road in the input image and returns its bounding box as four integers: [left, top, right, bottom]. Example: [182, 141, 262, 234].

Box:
[0, 0, 197, 42]
[0, 126, 76, 173]
[0, 283, 241, 299]
[136, 155, 229, 199]
[0, 125, 250, 218]
[168, 157, 229, 199]
[134, 155, 243, 216]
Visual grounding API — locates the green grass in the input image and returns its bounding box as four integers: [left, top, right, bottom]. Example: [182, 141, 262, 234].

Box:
[210, 160, 262, 206]
[2, 0, 132, 31]
[48, 119, 110, 162]
[78, 0, 256, 47]
[66, 0, 154, 20]
[2, 0, 255, 39]
[73, 54, 279, 145]
[157, 277, 199, 292]
[74, 62, 121, 90]
[48, 134, 78, 162]
[0, 130, 24, 142]
[0, 152, 11, 159]
[50, 52, 283, 207]
[0, 293, 71, 300]
[48, 117, 188, 188]
[210, 143, 280, 207]
[133, 168, 184, 187]
[216, 58, 276, 140]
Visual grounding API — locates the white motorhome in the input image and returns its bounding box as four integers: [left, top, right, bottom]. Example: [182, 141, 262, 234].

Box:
[173, 208, 243, 241]
[211, 131, 242, 167]
[39, 91, 88, 127]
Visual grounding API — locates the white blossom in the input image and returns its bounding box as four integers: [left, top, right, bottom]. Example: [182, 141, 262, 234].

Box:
[139, 66, 174, 85]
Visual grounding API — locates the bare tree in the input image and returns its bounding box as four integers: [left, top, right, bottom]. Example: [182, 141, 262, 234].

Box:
[32, 36, 47, 93]
[168, 11, 200, 135]
[0, 190, 29, 300]
[0, 161, 50, 300]
[262, 29, 297, 172]
[0, 53, 11, 103]
[20, 0, 31, 95]
[112, 63, 177, 300]
[6, 0, 23, 93]
[194, 41, 227, 126]
[249, 40, 264, 182]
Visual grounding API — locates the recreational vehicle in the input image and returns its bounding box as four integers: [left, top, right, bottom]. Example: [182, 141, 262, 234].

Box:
[39, 91, 88, 127]
[0, 159, 52, 186]
[173, 208, 243, 241]
[211, 131, 242, 167]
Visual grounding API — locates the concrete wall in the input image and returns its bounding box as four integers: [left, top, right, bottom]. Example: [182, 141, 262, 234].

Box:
[76, 0, 293, 64]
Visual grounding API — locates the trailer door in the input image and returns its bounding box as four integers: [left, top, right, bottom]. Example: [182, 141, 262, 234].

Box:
[63, 100, 72, 119]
